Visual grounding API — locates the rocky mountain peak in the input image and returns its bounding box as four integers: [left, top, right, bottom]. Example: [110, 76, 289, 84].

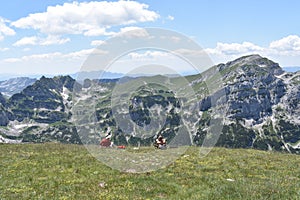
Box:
[224, 54, 284, 75]
[25, 75, 75, 94]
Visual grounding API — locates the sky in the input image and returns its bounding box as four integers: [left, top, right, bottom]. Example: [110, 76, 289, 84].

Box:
[1, 0, 300, 77]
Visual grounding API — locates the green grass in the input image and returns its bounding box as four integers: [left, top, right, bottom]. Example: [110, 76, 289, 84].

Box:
[0, 143, 300, 199]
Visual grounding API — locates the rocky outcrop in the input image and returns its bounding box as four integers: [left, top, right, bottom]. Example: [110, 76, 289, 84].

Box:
[0, 109, 9, 126]
[0, 93, 9, 126]
[20, 122, 81, 144]
[194, 55, 300, 153]
[8, 75, 75, 122]
[0, 75, 77, 143]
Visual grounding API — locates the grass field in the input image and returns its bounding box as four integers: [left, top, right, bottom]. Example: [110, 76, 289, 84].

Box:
[0, 143, 300, 199]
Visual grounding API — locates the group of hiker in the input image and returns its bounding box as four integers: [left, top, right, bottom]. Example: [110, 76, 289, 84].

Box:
[99, 131, 113, 147]
[153, 134, 167, 149]
[99, 129, 167, 149]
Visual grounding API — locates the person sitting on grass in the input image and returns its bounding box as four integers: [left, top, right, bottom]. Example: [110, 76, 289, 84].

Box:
[154, 134, 167, 149]
[100, 131, 113, 147]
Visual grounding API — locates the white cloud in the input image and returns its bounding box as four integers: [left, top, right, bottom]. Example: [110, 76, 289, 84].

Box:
[170, 36, 181, 43]
[3, 52, 60, 63]
[11, 1, 159, 37]
[206, 42, 264, 56]
[91, 40, 106, 46]
[167, 15, 174, 21]
[13, 36, 38, 46]
[13, 35, 70, 46]
[40, 36, 70, 46]
[83, 28, 113, 36]
[108, 50, 199, 75]
[205, 42, 266, 65]
[21, 52, 63, 61]
[128, 50, 169, 60]
[269, 35, 300, 51]
[174, 48, 208, 57]
[3, 48, 107, 63]
[116, 26, 150, 38]
[3, 58, 21, 63]
[22, 48, 31, 52]
[0, 47, 9, 52]
[1, 48, 109, 75]
[206, 35, 300, 58]
[0, 17, 15, 41]
[64, 48, 108, 59]
[204, 35, 300, 66]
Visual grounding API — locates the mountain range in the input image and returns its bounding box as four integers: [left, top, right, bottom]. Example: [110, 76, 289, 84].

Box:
[0, 54, 299, 154]
[0, 77, 37, 97]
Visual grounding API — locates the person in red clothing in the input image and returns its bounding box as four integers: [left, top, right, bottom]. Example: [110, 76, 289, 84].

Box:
[100, 137, 111, 147]
[100, 130, 112, 147]
[154, 134, 167, 149]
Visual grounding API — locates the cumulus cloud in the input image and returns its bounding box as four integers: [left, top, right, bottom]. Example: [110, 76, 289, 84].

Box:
[0, 17, 15, 41]
[108, 50, 199, 75]
[116, 26, 150, 38]
[174, 48, 208, 57]
[13, 36, 37, 46]
[11, 1, 159, 37]
[0, 47, 9, 52]
[90, 40, 106, 46]
[128, 50, 169, 60]
[40, 36, 70, 46]
[64, 48, 108, 59]
[3, 58, 21, 63]
[1, 47, 110, 75]
[24, 52, 63, 61]
[3, 52, 60, 63]
[3, 48, 107, 63]
[13, 36, 70, 46]
[22, 48, 31, 52]
[206, 35, 300, 59]
[83, 28, 114, 37]
[204, 35, 300, 65]
[206, 42, 264, 56]
[269, 35, 300, 51]
[205, 42, 267, 64]
[167, 15, 175, 21]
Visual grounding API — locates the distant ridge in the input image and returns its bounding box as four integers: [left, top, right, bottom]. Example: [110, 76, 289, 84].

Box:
[0, 77, 36, 97]
[283, 66, 300, 72]
[72, 70, 124, 80]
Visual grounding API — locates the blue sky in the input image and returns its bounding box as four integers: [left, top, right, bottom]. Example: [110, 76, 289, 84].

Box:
[1, 0, 300, 76]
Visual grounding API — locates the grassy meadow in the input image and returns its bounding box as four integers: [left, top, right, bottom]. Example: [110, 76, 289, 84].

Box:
[0, 143, 300, 199]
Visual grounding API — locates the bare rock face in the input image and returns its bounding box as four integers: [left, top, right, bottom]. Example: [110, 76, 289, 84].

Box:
[0, 110, 9, 126]
[0, 75, 79, 143]
[198, 55, 285, 122]
[194, 55, 300, 153]
[8, 75, 75, 123]
[0, 93, 9, 126]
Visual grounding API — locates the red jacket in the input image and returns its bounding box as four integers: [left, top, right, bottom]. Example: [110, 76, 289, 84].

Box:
[100, 138, 111, 147]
